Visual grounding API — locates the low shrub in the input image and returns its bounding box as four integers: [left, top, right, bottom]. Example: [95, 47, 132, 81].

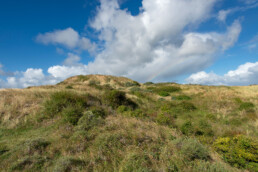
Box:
[77, 75, 89, 82]
[144, 82, 154, 85]
[239, 102, 255, 111]
[53, 157, 85, 172]
[43, 91, 88, 117]
[178, 101, 197, 111]
[103, 90, 137, 109]
[76, 111, 104, 131]
[156, 113, 174, 127]
[24, 138, 50, 155]
[192, 161, 231, 172]
[214, 135, 258, 171]
[124, 81, 140, 87]
[174, 95, 191, 100]
[149, 86, 181, 95]
[0, 144, 8, 155]
[65, 85, 73, 89]
[176, 138, 210, 161]
[11, 155, 49, 171]
[62, 106, 84, 125]
[195, 119, 214, 136]
[180, 121, 194, 135]
[117, 105, 129, 113]
[158, 91, 170, 97]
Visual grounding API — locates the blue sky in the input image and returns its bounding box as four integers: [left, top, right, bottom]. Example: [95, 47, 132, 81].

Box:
[0, 0, 257, 88]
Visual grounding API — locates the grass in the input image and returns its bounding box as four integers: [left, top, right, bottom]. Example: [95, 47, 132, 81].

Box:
[0, 74, 257, 171]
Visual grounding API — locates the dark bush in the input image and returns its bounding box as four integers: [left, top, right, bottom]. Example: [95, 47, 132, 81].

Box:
[174, 95, 191, 100]
[53, 157, 85, 172]
[156, 113, 174, 126]
[77, 75, 89, 82]
[11, 155, 49, 171]
[24, 138, 50, 155]
[43, 91, 88, 117]
[239, 102, 254, 111]
[144, 82, 154, 85]
[65, 85, 73, 89]
[125, 81, 140, 87]
[76, 111, 104, 131]
[195, 119, 214, 136]
[180, 121, 194, 135]
[103, 90, 137, 109]
[178, 101, 197, 111]
[158, 91, 170, 97]
[62, 106, 84, 125]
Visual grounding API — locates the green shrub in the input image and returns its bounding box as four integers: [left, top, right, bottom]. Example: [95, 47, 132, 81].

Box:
[62, 106, 84, 125]
[24, 138, 50, 155]
[11, 155, 49, 171]
[239, 102, 255, 111]
[156, 113, 174, 126]
[76, 111, 104, 131]
[144, 82, 154, 85]
[119, 152, 152, 172]
[0, 144, 8, 155]
[90, 106, 106, 118]
[53, 157, 85, 172]
[180, 121, 194, 135]
[149, 86, 181, 95]
[43, 91, 88, 117]
[65, 85, 73, 89]
[103, 90, 137, 109]
[214, 135, 258, 170]
[178, 101, 197, 111]
[77, 75, 89, 81]
[125, 81, 140, 87]
[158, 91, 170, 97]
[192, 161, 232, 172]
[176, 138, 210, 161]
[129, 109, 147, 118]
[195, 119, 214, 136]
[174, 95, 191, 100]
[117, 105, 129, 113]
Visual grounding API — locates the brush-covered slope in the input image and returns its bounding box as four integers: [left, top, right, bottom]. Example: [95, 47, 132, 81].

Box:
[0, 75, 257, 172]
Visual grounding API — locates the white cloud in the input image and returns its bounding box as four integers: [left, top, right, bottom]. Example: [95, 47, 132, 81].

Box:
[186, 62, 258, 85]
[63, 53, 81, 66]
[37, 28, 96, 53]
[0, 0, 245, 88]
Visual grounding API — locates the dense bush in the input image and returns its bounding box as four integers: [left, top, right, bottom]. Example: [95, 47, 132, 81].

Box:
[76, 111, 105, 131]
[174, 95, 191, 100]
[124, 81, 140, 87]
[158, 91, 170, 97]
[156, 113, 174, 127]
[149, 85, 181, 95]
[175, 138, 210, 161]
[239, 102, 255, 111]
[192, 161, 231, 172]
[103, 90, 137, 109]
[11, 155, 49, 171]
[144, 82, 154, 85]
[77, 75, 89, 82]
[214, 135, 258, 171]
[178, 101, 197, 111]
[62, 106, 84, 125]
[53, 157, 85, 172]
[180, 121, 194, 135]
[24, 138, 50, 155]
[195, 119, 214, 136]
[43, 91, 88, 117]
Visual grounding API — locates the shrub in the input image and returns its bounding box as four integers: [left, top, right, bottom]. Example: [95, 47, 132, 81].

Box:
[11, 155, 49, 171]
[24, 138, 50, 155]
[103, 90, 137, 109]
[65, 85, 73, 89]
[76, 111, 104, 131]
[0, 144, 8, 155]
[119, 152, 152, 172]
[180, 121, 194, 135]
[43, 91, 88, 117]
[156, 113, 174, 126]
[150, 86, 181, 95]
[174, 95, 191, 100]
[195, 119, 214, 136]
[117, 105, 129, 113]
[125, 81, 140, 87]
[53, 157, 85, 172]
[178, 101, 197, 111]
[62, 106, 84, 125]
[144, 82, 154, 85]
[158, 91, 170, 97]
[90, 106, 106, 118]
[176, 138, 210, 161]
[214, 135, 258, 170]
[239, 102, 254, 111]
[77, 75, 89, 81]
[192, 161, 231, 172]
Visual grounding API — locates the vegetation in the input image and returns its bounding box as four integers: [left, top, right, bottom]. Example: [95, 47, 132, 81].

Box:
[0, 74, 257, 171]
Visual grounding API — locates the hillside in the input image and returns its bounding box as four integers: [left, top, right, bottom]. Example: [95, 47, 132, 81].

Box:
[0, 74, 257, 172]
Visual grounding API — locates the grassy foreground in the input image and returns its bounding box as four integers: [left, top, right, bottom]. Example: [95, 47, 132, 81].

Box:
[0, 75, 257, 172]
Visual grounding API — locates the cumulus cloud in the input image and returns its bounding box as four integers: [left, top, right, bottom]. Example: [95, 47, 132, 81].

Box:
[0, 0, 245, 88]
[36, 28, 96, 53]
[186, 62, 258, 85]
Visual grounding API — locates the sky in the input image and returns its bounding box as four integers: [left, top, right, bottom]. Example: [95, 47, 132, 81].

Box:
[0, 0, 258, 88]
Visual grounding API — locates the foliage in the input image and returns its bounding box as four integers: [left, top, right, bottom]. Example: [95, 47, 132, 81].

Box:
[65, 85, 73, 89]
[62, 106, 84, 125]
[175, 138, 210, 161]
[158, 91, 170, 97]
[214, 135, 258, 171]
[125, 81, 140, 87]
[43, 91, 88, 117]
[53, 157, 85, 172]
[239, 102, 255, 111]
[174, 95, 191, 100]
[156, 113, 174, 126]
[180, 121, 194, 135]
[77, 75, 89, 82]
[103, 90, 137, 109]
